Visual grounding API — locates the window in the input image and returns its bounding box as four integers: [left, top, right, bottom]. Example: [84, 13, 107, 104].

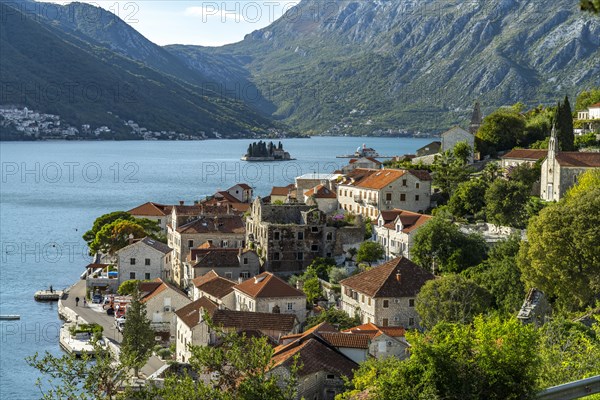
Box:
[382, 318, 389, 327]
[287, 302, 293, 310]
[415, 195, 420, 201]
[361, 294, 365, 303]
[409, 298, 415, 307]
[383, 300, 389, 308]
[326, 232, 333, 241]
[130, 258, 136, 265]
[400, 194, 406, 201]
[145, 273, 151, 280]
[326, 374, 335, 380]
[273, 252, 280, 261]
[188, 240, 194, 248]
[297, 232, 304, 240]
[386, 193, 392, 201]
[243, 257, 248, 265]
[368, 298, 371, 306]
[274, 232, 280, 240]
[394, 316, 399, 322]
[297, 252, 304, 261]
[311, 244, 319, 252]
[311, 226, 319, 233]
[402, 179, 407, 186]
[225, 272, 233, 279]
[241, 271, 250, 279]
[326, 252, 332, 257]
[129, 272, 136, 279]
[409, 317, 415, 326]
[145, 258, 151, 266]
[416, 182, 420, 189]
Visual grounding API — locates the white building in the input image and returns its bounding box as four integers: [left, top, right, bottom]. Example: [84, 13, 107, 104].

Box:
[116, 237, 172, 284]
[374, 209, 432, 260]
[128, 203, 173, 233]
[140, 279, 191, 342]
[337, 168, 432, 219]
[303, 184, 338, 214]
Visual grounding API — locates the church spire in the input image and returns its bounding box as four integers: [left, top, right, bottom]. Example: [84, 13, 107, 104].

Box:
[469, 102, 482, 135]
[548, 123, 557, 160]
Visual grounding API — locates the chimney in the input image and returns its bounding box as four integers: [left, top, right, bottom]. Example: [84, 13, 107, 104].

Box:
[179, 200, 184, 206]
[396, 271, 401, 283]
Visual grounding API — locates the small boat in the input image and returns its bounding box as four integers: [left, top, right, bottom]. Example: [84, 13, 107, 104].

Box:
[34, 290, 64, 301]
[0, 315, 20, 320]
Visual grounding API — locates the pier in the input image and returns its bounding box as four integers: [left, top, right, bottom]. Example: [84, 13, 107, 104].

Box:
[34, 290, 64, 301]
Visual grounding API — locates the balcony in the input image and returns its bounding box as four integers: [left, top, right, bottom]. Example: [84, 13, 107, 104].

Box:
[353, 196, 363, 204]
[367, 199, 378, 206]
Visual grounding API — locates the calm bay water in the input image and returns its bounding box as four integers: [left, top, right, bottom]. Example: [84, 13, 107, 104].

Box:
[0, 136, 431, 398]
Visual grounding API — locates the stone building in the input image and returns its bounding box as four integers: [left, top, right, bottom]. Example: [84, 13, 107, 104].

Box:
[373, 209, 432, 260]
[245, 199, 364, 276]
[441, 126, 475, 163]
[540, 126, 600, 201]
[233, 272, 307, 323]
[337, 168, 432, 219]
[139, 279, 191, 342]
[116, 237, 172, 284]
[339, 257, 434, 329]
[341, 157, 382, 173]
[191, 270, 236, 309]
[342, 322, 409, 360]
[128, 202, 173, 233]
[500, 149, 547, 168]
[303, 184, 338, 214]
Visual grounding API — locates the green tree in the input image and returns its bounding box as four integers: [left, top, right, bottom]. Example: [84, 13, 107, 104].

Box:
[556, 97, 575, 151]
[120, 288, 156, 377]
[118, 279, 140, 295]
[507, 161, 541, 189]
[464, 235, 525, 313]
[476, 108, 526, 156]
[305, 257, 336, 281]
[431, 150, 472, 200]
[581, 0, 600, 14]
[328, 267, 348, 284]
[356, 241, 385, 267]
[83, 211, 132, 244]
[453, 141, 472, 165]
[575, 87, 600, 111]
[339, 316, 540, 400]
[447, 178, 488, 219]
[485, 179, 530, 228]
[565, 169, 600, 200]
[411, 217, 487, 274]
[575, 131, 599, 149]
[303, 275, 322, 305]
[519, 186, 600, 310]
[415, 274, 491, 329]
[89, 219, 147, 255]
[306, 307, 360, 330]
[26, 339, 129, 400]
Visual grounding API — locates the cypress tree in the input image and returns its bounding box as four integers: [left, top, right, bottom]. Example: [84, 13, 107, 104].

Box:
[556, 97, 575, 151]
[120, 287, 156, 377]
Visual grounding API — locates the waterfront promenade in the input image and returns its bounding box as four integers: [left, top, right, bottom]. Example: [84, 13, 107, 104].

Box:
[61, 280, 165, 378]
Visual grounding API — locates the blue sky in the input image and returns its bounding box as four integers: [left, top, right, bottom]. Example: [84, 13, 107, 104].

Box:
[41, 1, 300, 46]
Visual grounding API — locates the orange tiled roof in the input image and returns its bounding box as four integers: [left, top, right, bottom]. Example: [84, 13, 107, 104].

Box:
[177, 215, 245, 234]
[234, 183, 253, 190]
[353, 169, 407, 189]
[380, 209, 432, 233]
[304, 184, 337, 199]
[589, 102, 600, 108]
[556, 152, 600, 168]
[128, 202, 172, 217]
[175, 297, 219, 328]
[340, 257, 434, 298]
[271, 184, 295, 197]
[140, 278, 187, 303]
[195, 276, 236, 299]
[501, 149, 547, 160]
[343, 322, 406, 338]
[319, 332, 371, 349]
[234, 272, 305, 299]
[191, 270, 219, 288]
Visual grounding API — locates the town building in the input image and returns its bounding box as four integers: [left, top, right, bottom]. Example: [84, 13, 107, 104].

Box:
[269, 323, 358, 400]
[175, 300, 299, 363]
[184, 246, 260, 286]
[441, 126, 475, 163]
[342, 323, 410, 360]
[116, 237, 172, 284]
[415, 141, 441, 158]
[337, 168, 432, 219]
[128, 202, 173, 233]
[373, 209, 432, 260]
[500, 149, 547, 168]
[191, 270, 236, 309]
[295, 173, 342, 195]
[577, 102, 600, 133]
[245, 199, 364, 275]
[339, 257, 434, 328]
[233, 272, 307, 323]
[168, 214, 246, 286]
[270, 184, 297, 203]
[540, 126, 600, 201]
[139, 279, 191, 342]
[341, 157, 382, 173]
[303, 184, 338, 214]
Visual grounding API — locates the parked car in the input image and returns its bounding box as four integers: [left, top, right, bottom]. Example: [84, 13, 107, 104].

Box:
[115, 317, 126, 332]
[92, 294, 103, 304]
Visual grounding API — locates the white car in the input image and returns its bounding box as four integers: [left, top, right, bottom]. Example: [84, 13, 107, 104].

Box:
[115, 317, 126, 332]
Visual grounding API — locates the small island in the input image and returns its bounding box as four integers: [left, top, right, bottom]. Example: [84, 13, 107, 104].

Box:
[241, 141, 294, 161]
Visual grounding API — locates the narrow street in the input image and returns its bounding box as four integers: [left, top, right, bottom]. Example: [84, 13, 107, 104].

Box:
[62, 280, 165, 378]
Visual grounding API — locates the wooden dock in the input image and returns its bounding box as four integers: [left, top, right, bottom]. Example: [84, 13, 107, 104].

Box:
[0, 315, 20, 320]
[34, 290, 64, 301]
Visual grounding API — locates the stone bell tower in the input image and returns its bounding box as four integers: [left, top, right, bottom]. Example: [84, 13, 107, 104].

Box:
[469, 102, 483, 135]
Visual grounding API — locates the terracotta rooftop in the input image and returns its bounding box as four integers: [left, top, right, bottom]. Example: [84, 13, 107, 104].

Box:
[349, 157, 382, 165]
[270, 337, 357, 378]
[407, 169, 433, 181]
[233, 183, 253, 190]
[128, 202, 172, 217]
[176, 215, 245, 234]
[175, 297, 219, 328]
[194, 275, 236, 299]
[191, 249, 241, 270]
[343, 322, 406, 339]
[215, 191, 240, 203]
[234, 272, 305, 299]
[340, 257, 434, 298]
[319, 332, 371, 349]
[140, 278, 188, 303]
[353, 169, 407, 189]
[501, 149, 547, 160]
[191, 270, 219, 288]
[556, 152, 600, 168]
[379, 209, 432, 233]
[210, 309, 297, 332]
[304, 184, 337, 199]
[85, 263, 112, 270]
[589, 102, 600, 108]
[271, 184, 295, 197]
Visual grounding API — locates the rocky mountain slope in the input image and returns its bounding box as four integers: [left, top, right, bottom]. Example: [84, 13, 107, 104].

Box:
[167, 0, 600, 134]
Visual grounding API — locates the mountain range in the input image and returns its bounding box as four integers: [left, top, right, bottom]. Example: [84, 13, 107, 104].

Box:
[1, 0, 599, 138]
